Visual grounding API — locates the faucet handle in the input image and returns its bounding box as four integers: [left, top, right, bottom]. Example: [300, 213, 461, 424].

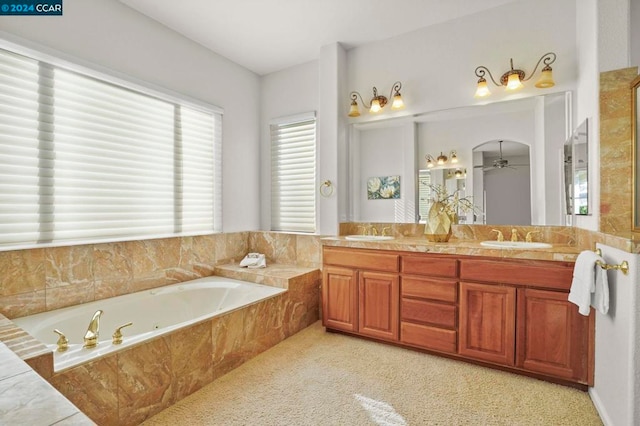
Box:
[381, 226, 391, 236]
[510, 228, 519, 242]
[53, 329, 68, 352]
[490, 229, 504, 242]
[357, 225, 367, 236]
[371, 227, 378, 236]
[112, 322, 133, 345]
[525, 231, 541, 242]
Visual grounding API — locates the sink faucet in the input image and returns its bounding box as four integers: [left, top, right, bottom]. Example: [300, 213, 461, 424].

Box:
[83, 310, 103, 349]
[525, 231, 541, 242]
[510, 229, 519, 242]
[381, 226, 391, 237]
[491, 229, 504, 242]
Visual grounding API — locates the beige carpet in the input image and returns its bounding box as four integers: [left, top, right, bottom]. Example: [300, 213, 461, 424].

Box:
[143, 321, 602, 426]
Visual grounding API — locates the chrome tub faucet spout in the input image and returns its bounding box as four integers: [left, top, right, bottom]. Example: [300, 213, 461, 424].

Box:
[83, 309, 103, 349]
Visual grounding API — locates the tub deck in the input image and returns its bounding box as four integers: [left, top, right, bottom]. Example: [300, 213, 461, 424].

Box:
[0, 262, 320, 426]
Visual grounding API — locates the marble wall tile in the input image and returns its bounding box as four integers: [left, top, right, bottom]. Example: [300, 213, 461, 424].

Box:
[46, 281, 95, 311]
[49, 356, 119, 426]
[599, 67, 638, 234]
[215, 232, 249, 264]
[296, 234, 322, 268]
[45, 245, 94, 289]
[118, 336, 174, 425]
[0, 289, 46, 318]
[169, 320, 213, 402]
[0, 248, 45, 297]
[130, 237, 181, 279]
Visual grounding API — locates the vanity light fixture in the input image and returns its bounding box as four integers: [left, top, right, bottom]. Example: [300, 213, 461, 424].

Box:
[474, 52, 556, 98]
[425, 150, 458, 168]
[348, 81, 404, 117]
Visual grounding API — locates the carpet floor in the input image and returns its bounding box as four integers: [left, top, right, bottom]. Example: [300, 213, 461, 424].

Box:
[143, 321, 602, 426]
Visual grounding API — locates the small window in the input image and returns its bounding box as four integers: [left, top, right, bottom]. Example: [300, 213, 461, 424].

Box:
[270, 113, 317, 233]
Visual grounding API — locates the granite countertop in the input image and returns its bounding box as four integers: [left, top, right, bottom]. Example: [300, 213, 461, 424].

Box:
[321, 236, 582, 262]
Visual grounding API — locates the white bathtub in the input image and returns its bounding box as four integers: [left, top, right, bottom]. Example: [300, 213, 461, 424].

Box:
[13, 276, 286, 372]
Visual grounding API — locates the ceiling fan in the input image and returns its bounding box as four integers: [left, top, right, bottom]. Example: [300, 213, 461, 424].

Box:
[474, 140, 528, 172]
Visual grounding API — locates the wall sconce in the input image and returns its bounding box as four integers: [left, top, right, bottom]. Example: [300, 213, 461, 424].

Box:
[474, 52, 556, 98]
[425, 150, 458, 168]
[348, 81, 405, 117]
[446, 168, 467, 179]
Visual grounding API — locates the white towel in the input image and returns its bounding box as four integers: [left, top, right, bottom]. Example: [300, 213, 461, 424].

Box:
[568, 250, 609, 316]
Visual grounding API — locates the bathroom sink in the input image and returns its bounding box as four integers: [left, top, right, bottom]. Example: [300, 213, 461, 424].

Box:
[480, 241, 552, 249]
[344, 235, 395, 241]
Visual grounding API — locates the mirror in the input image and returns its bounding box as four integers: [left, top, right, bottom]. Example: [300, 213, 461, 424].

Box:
[418, 168, 468, 224]
[348, 92, 570, 225]
[472, 140, 531, 225]
[564, 119, 589, 216]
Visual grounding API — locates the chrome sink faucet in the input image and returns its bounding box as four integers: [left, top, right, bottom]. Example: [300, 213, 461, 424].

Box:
[83, 309, 103, 349]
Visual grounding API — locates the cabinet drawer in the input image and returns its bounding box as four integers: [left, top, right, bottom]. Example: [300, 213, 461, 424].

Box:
[401, 298, 456, 329]
[401, 255, 458, 278]
[323, 247, 399, 272]
[400, 322, 456, 354]
[401, 277, 457, 303]
[459, 259, 573, 291]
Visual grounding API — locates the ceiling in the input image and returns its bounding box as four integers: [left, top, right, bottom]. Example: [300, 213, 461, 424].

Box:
[119, 0, 520, 76]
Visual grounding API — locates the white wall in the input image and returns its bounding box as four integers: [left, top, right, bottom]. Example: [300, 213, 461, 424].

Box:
[589, 245, 640, 426]
[352, 124, 416, 223]
[346, 0, 577, 122]
[0, 0, 261, 232]
[260, 61, 319, 230]
[632, 0, 640, 68]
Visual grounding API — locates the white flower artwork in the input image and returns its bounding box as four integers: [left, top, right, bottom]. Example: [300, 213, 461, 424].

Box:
[367, 175, 400, 199]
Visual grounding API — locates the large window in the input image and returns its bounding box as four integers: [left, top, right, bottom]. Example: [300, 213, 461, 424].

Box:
[270, 113, 316, 233]
[0, 45, 222, 251]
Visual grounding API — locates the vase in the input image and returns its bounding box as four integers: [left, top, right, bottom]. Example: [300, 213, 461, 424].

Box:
[424, 201, 453, 242]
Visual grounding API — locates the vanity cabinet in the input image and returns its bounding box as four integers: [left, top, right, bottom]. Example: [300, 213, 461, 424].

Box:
[400, 255, 458, 354]
[459, 258, 591, 384]
[322, 246, 594, 387]
[459, 282, 516, 365]
[322, 247, 400, 341]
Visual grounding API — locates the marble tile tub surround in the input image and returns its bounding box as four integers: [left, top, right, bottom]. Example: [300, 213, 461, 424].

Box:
[46, 267, 320, 426]
[0, 231, 323, 320]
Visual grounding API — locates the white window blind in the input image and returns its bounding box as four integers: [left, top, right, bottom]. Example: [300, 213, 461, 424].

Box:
[270, 114, 316, 233]
[0, 46, 222, 250]
[418, 170, 432, 223]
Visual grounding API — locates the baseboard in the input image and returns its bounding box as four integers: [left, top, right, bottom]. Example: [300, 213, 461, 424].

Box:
[588, 387, 613, 426]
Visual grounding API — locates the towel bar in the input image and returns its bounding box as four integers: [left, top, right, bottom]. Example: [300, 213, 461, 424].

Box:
[595, 249, 629, 275]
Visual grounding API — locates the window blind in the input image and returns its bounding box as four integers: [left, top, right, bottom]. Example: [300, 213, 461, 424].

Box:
[0, 46, 222, 250]
[270, 114, 316, 233]
[418, 170, 432, 223]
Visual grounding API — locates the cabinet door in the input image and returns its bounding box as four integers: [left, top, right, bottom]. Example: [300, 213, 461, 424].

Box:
[516, 288, 591, 383]
[359, 271, 399, 341]
[459, 282, 516, 366]
[322, 266, 358, 332]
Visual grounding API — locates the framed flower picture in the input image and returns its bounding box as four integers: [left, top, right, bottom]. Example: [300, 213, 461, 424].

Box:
[367, 175, 400, 199]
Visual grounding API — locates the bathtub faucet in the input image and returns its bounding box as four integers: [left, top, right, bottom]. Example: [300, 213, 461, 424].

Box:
[83, 309, 103, 349]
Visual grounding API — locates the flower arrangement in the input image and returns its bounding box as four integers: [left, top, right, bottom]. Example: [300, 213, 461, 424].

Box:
[428, 184, 480, 222]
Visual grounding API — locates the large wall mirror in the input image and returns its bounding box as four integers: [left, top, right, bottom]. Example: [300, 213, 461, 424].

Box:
[348, 92, 571, 226]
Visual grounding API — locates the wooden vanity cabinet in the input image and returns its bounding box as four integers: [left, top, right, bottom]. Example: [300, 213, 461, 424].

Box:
[322, 247, 593, 387]
[460, 258, 592, 385]
[322, 247, 400, 341]
[400, 255, 458, 354]
[459, 282, 516, 365]
[322, 266, 358, 332]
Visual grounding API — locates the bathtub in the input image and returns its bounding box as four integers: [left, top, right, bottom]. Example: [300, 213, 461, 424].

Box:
[13, 276, 286, 372]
